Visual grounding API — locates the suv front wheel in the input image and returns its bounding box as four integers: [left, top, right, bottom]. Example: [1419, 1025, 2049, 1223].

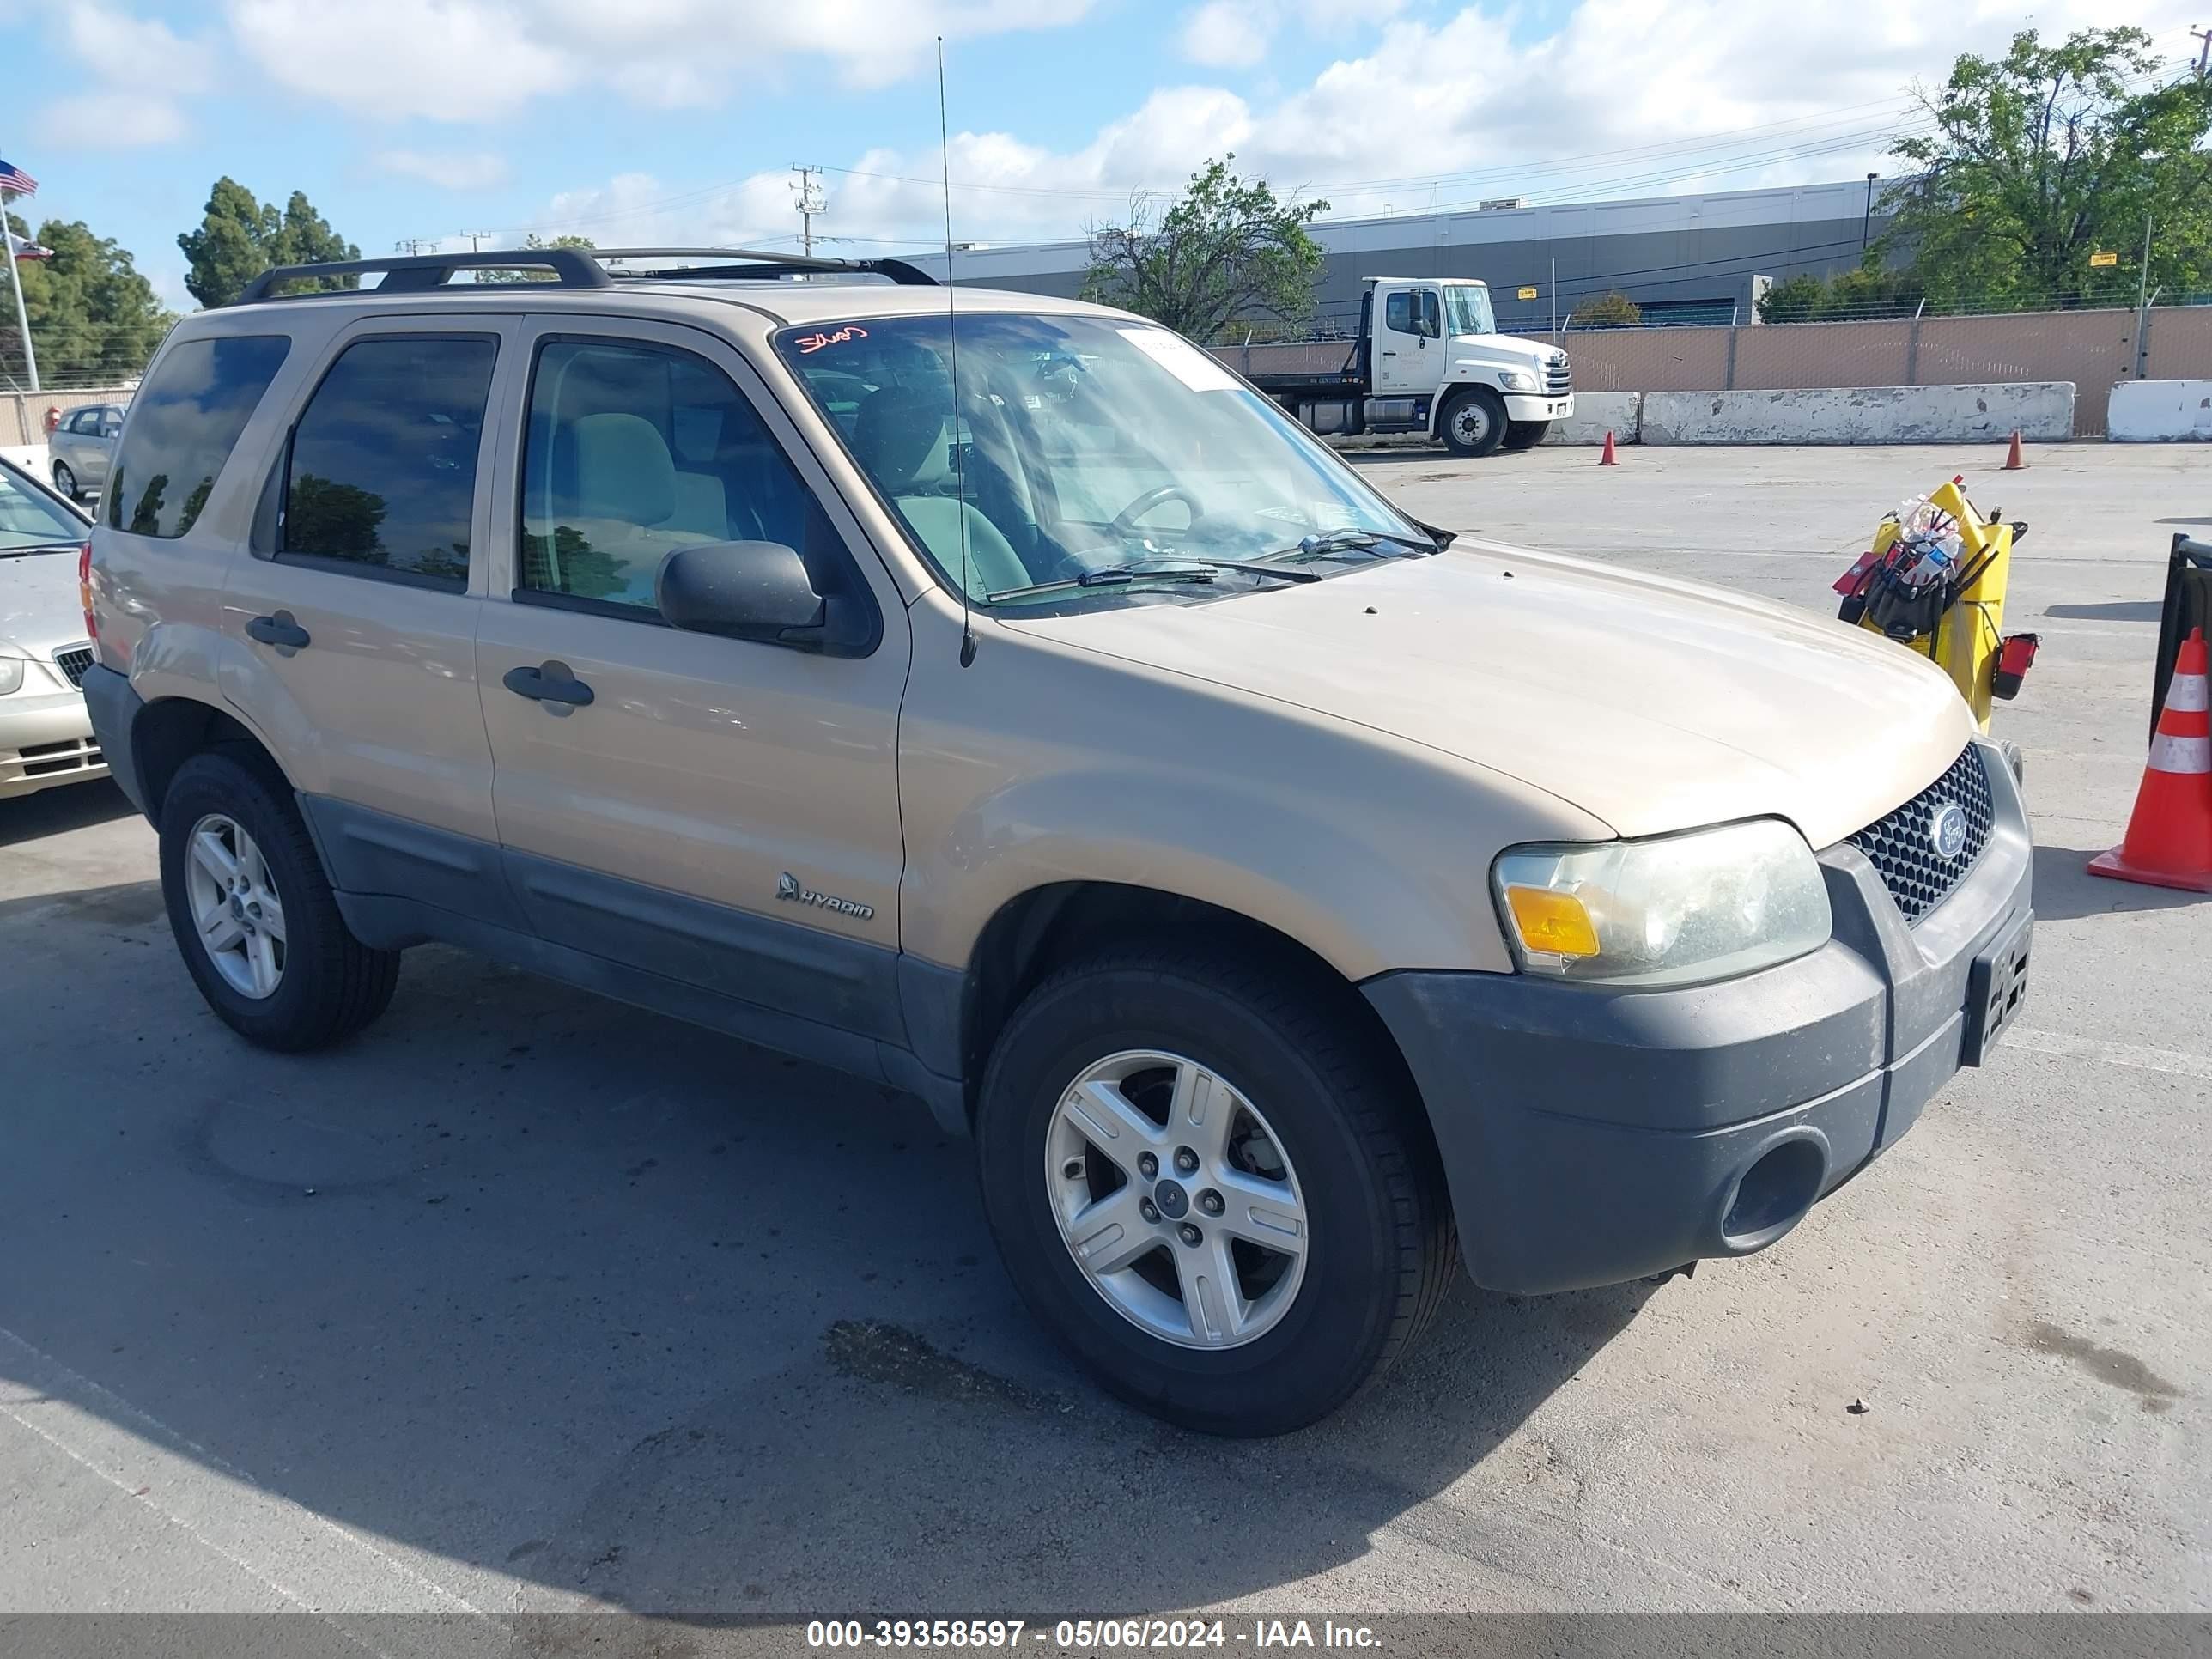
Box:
[157, 751, 400, 1051]
[975, 943, 1456, 1435]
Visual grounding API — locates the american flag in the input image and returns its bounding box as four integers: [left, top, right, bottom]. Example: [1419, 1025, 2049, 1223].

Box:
[0, 160, 38, 198]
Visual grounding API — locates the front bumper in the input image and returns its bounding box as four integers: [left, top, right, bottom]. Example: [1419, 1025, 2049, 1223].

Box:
[0, 689, 108, 799]
[1364, 739, 2033, 1295]
[1504, 392, 1573, 423]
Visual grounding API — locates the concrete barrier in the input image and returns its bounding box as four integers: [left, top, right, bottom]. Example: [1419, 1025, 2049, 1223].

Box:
[1541, 392, 1640, 445]
[1640, 383, 2075, 446]
[2108, 380, 2212, 442]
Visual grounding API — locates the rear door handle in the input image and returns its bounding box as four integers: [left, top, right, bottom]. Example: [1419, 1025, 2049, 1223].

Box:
[503, 661, 594, 707]
[245, 612, 310, 649]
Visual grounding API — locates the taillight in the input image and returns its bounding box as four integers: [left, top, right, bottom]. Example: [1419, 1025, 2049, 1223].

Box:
[79, 538, 96, 644]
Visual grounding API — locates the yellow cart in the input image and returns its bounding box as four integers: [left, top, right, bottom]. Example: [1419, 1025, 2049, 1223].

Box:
[1841, 477, 2033, 735]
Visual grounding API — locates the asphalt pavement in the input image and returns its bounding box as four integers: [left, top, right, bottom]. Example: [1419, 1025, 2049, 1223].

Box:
[2, 443, 2205, 1639]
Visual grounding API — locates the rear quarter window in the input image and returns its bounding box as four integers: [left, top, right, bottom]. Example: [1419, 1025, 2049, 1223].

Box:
[107, 334, 291, 539]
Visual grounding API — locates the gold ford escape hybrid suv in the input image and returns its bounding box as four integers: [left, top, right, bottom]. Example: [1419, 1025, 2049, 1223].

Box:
[81, 246, 2033, 1435]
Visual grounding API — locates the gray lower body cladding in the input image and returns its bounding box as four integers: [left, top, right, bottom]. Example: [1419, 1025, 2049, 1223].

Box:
[1365, 739, 2034, 1295]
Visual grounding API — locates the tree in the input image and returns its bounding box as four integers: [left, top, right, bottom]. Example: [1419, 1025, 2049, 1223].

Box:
[1567, 290, 1643, 327]
[178, 178, 361, 308]
[1083, 155, 1328, 343]
[0, 212, 175, 387]
[1882, 27, 2212, 310]
[481, 233, 596, 284]
[1757, 264, 1923, 323]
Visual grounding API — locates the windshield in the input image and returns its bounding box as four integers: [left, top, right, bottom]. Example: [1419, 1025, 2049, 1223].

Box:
[0, 465, 85, 550]
[1442, 285, 1496, 337]
[776, 313, 1424, 606]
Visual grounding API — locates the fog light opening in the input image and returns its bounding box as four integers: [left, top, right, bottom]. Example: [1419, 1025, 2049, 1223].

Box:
[1722, 1137, 1826, 1250]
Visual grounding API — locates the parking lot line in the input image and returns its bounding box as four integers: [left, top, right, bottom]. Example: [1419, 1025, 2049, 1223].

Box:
[0, 1325, 505, 1635]
[2003, 1026, 2212, 1082]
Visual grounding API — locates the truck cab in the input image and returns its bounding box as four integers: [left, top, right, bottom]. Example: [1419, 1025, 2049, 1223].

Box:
[1372, 278, 1573, 454]
[1227, 276, 1574, 459]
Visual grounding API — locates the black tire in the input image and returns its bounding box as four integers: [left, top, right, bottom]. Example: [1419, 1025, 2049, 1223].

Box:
[1438, 387, 1508, 459]
[52, 460, 76, 500]
[1501, 420, 1548, 451]
[157, 750, 400, 1051]
[975, 942, 1457, 1436]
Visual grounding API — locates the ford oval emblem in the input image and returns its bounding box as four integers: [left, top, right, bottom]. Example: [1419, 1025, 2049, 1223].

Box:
[1929, 802, 1969, 862]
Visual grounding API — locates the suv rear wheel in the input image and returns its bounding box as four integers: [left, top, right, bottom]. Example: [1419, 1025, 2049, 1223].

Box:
[975, 942, 1456, 1435]
[157, 751, 399, 1051]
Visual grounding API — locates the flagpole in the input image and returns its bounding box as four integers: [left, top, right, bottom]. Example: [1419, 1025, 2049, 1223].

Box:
[3, 187, 36, 393]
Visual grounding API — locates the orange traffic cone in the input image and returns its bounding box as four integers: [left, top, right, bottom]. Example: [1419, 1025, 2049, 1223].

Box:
[1599, 430, 1619, 465]
[2088, 627, 2212, 892]
[2003, 430, 2025, 470]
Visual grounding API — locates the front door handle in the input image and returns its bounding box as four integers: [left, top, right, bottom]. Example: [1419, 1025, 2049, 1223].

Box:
[503, 661, 595, 707]
[245, 612, 310, 649]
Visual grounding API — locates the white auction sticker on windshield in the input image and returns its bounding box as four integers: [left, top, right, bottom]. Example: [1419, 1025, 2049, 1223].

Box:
[1119, 327, 1240, 392]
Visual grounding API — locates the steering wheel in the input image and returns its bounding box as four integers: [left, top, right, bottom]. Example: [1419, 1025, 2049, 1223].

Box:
[1110, 483, 1204, 538]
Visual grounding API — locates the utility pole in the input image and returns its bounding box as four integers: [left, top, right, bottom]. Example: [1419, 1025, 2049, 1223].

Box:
[2192, 26, 2210, 76]
[791, 165, 827, 256]
[460, 229, 495, 252]
[393, 238, 438, 256]
[1863, 173, 1878, 250]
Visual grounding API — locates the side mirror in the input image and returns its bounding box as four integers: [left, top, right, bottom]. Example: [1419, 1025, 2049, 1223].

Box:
[655, 540, 830, 648]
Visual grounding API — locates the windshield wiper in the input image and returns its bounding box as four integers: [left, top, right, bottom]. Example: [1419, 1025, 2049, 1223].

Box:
[0, 540, 82, 556]
[1260, 526, 1440, 566]
[987, 558, 1320, 603]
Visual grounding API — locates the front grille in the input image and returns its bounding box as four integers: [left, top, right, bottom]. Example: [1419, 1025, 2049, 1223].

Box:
[1846, 744, 1993, 922]
[1544, 355, 1572, 395]
[52, 644, 94, 688]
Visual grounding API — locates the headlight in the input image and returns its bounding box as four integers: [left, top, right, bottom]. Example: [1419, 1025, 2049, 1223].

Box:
[1498, 370, 1536, 392]
[0, 658, 23, 696]
[1493, 819, 1832, 988]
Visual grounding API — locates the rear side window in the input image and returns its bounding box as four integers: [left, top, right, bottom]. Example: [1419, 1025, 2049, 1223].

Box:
[281, 335, 497, 588]
[107, 335, 290, 538]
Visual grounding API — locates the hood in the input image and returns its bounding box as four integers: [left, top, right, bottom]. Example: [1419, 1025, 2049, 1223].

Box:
[1004, 540, 1973, 850]
[1447, 332, 1559, 373]
[0, 549, 91, 659]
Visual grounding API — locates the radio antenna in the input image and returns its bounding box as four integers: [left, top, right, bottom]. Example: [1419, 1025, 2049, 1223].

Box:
[939, 35, 976, 668]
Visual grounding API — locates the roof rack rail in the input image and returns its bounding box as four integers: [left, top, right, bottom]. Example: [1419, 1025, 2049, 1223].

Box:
[232, 247, 609, 306]
[227, 244, 938, 306]
[593, 246, 937, 287]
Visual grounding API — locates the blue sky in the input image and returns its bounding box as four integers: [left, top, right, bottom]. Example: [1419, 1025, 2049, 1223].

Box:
[9, 0, 2203, 311]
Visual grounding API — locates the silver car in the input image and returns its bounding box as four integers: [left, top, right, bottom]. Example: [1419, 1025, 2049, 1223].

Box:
[0, 454, 103, 798]
[49, 402, 125, 501]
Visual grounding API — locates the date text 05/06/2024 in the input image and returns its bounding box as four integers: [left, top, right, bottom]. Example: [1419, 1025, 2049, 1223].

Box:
[805, 1620, 1382, 1650]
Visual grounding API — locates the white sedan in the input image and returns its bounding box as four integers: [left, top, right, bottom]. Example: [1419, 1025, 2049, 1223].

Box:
[0, 455, 104, 799]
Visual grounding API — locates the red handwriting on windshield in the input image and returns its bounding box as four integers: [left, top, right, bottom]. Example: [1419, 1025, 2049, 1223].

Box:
[793, 325, 870, 354]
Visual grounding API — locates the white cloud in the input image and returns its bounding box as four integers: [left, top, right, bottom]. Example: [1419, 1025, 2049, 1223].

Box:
[503, 0, 2208, 258]
[63, 0, 216, 89]
[1179, 0, 1274, 68]
[373, 149, 513, 191]
[1176, 0, 1403, 66]
[42, 2, 217, 146]
[224, 0, 1097, 122]
[40, 89, 191, 149]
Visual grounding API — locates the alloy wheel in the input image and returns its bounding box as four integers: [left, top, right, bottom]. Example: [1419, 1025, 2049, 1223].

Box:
[183, 813, 287, 1000]
[1044, 1048, 1310, 1350]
